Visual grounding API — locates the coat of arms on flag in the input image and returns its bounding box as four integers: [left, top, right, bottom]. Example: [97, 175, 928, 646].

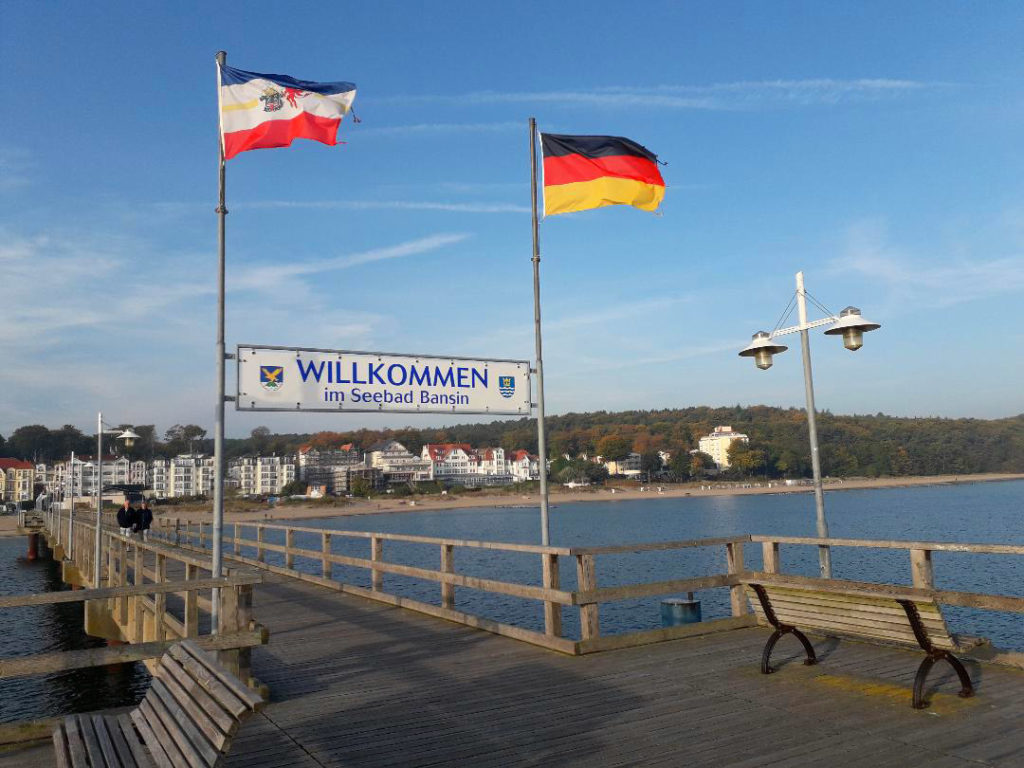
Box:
[498, 376, 516, 398]
[260, 366, 284, 391]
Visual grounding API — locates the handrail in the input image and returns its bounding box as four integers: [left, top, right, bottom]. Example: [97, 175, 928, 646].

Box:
[749, 535, 1024, 555]
[0, 573, 263, 609]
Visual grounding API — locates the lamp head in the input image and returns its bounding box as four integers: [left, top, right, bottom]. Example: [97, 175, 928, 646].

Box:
[824, 306, 881, 351]
[117, 428, 141, 449]
[738, 331, 788, 370]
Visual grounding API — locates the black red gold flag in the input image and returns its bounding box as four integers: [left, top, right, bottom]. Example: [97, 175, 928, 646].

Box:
[540, 133, 665, 216]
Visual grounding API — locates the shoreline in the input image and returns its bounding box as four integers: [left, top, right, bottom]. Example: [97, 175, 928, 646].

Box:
[5, 472, 1019, 537]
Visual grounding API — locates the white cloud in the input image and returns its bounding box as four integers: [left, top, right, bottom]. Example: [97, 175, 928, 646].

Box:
[373, 78, 946, 111]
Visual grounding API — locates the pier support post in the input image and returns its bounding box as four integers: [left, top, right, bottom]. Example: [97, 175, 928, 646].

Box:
[543, 553, 563, 637]
[576, 554, 600, 641]
[26, 533, 39, 561]
[371, 536, 383, 592]
[441, 544, 455, 609]
[727, 542, 749, 617]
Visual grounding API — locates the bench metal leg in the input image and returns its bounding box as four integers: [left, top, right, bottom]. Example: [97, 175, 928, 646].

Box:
[761, 625, 817, 674]
[912, 651, 974, 709]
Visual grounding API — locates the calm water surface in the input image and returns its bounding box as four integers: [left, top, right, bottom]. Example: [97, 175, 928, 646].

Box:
[1, 479, 1021, 723]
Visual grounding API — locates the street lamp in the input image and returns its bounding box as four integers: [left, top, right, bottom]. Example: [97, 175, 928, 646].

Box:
[739, 271, 880, 578]
[94, 413, 140, 585]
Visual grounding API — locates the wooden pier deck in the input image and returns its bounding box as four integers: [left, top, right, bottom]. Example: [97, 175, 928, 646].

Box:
[5, 516, 1023, 766]
[163, 574, 1024, 767]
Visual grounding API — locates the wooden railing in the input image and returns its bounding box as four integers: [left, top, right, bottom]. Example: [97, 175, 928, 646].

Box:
[6, 508, 269, 684]
[154, 518, 1024, 657]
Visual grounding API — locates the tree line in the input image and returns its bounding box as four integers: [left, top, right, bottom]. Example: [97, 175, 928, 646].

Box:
[3, 405, 1022, 479]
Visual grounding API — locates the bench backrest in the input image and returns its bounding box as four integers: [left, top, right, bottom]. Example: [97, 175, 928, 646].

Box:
[744, 583, 958, 651]
[134, 640, 265, 767]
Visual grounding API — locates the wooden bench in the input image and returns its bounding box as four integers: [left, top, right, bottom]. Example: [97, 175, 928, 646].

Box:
[52, 640, 265, 767]
[741, 576, 976, 709]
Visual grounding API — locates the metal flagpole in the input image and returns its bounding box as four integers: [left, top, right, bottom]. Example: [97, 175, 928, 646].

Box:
[94, 412, 103, 586]
[529, 117, 551, 546]
[795, 271, 832, 578]
[211, 50, 228, 632]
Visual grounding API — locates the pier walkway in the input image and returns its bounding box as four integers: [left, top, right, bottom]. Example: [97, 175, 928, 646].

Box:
[3, 514, 1023, 766]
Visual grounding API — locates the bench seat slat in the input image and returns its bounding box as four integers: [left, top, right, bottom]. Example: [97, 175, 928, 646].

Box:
[142, 690, 208, 768]
[749, 594, 951, 633]
[76, 714, 108, 768]
[755, 587, 944, 616]
[90, 713, 122, 768]
[753, 607, 955, 649]
[167, 647, 248, 718]
[117, 713, 155, 768]
[100, 713, 139, 768]
[179, 641, 264, 711]
[150, 676, 222, 766]
[64, 717, 89, 768]
[156, 661, 232, 752]
[136, 699, 188, 768]
[156, 656, 237, 737]
[53, 722, 72, 768]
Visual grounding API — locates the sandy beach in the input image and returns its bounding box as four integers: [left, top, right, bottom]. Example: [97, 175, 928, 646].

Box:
[5, 472, 1020, 537]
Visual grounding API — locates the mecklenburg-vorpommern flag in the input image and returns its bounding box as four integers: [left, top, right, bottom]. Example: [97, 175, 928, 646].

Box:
[541, 133, 665, 216]
[218, 64, 357, 160]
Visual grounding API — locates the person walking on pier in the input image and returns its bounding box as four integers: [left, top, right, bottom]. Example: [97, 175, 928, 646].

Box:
[117, 498, 135, 537]
[137, 498, 153, 542]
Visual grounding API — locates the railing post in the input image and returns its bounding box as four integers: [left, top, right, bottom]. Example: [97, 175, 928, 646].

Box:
[218, 576, 240, 674]
[441, 544, 455, 609]
[285, 529, 295, 570]
[184, 563, 199, 637]
[322, 533, 332, 579]
[257, 526, 266, 563]
[762, 540, 780, 575]
[543, 553, 563, 637]
[233, 523, 241, 555]
[237, 582, 254, 684]
[153, 553, 166, 641]
[910, 548, 934, 589]
[174, 517, 181, 546]
[575, 554, 600, 641]
[371, 536, 383, 592]
[726, 541, 749, 617]
[200, 522, 207, 549]
[118, 538, 129, 623]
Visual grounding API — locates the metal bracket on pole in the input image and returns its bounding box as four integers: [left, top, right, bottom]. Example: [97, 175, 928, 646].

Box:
[224, 352, 236, 360]
[224, 395, 236, 402]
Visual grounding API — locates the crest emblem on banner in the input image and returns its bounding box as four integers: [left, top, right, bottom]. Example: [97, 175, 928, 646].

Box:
[498, 375, 515, 398]
[259, 87, 284, 112]
[260, 366, 284, 391]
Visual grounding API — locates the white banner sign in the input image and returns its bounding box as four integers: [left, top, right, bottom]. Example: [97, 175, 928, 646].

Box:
[236, 345, 532, 415]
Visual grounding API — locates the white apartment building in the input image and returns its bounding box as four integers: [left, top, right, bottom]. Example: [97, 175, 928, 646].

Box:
[50, 456, 147, 497]
[698, 426, 750, 469]
[229, 455, 297, 496]
[508, 450, 540, 482]
[157, 454, 216, 499]
[423, 443, 477, 480]
[367, 440, 433, 484]
[0, 459, 36, 502]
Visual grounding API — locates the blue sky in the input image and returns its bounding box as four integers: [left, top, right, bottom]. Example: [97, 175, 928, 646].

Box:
[2, 1, 1023, 438]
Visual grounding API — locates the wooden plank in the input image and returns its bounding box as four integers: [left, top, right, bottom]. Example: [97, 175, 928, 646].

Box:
[0, 574, 261, 608]
[153, 667, 230, 753]
[751, 585, 943, 614]
[150, 676, 221, 766]
[166, 647, 249, 718]
[131, 705, 177, 768]
[762, 540, 780, 574]
[570, 535, 752, 556]
[99, 713, 138, 768]
[75, 714, 107, 768]
[52, 723, 71, 768]
[179, 640, 265, 711]
[63, 716, 88, 768]
[0, 629, 266, 679]
[576, 554, 600, 641]
[910, 548, 934, 589]
[749, 534, 1024, 555]
[577, 615, 756, 654]
[578, 574, 733, 604]
[440, 544, 455, 609]
[727, 541, 748, 617]
[542, 553, 562, 638]
[90, 714, 122, 768]
[140, 694, 199, 768]
[157, 655, 237, 737]
[753, 597, 950, 633]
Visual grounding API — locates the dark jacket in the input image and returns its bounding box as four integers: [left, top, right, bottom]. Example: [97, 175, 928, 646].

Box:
[138, 506, 153, 530]
[116, 505, 134, 528]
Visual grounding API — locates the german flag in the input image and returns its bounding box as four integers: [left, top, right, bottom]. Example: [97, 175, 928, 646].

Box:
[541, 133, 665, 216]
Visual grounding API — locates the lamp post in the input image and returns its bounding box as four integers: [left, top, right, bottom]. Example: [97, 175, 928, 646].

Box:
[739, 271, 880, 578]
[94, 414, 140, 586]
